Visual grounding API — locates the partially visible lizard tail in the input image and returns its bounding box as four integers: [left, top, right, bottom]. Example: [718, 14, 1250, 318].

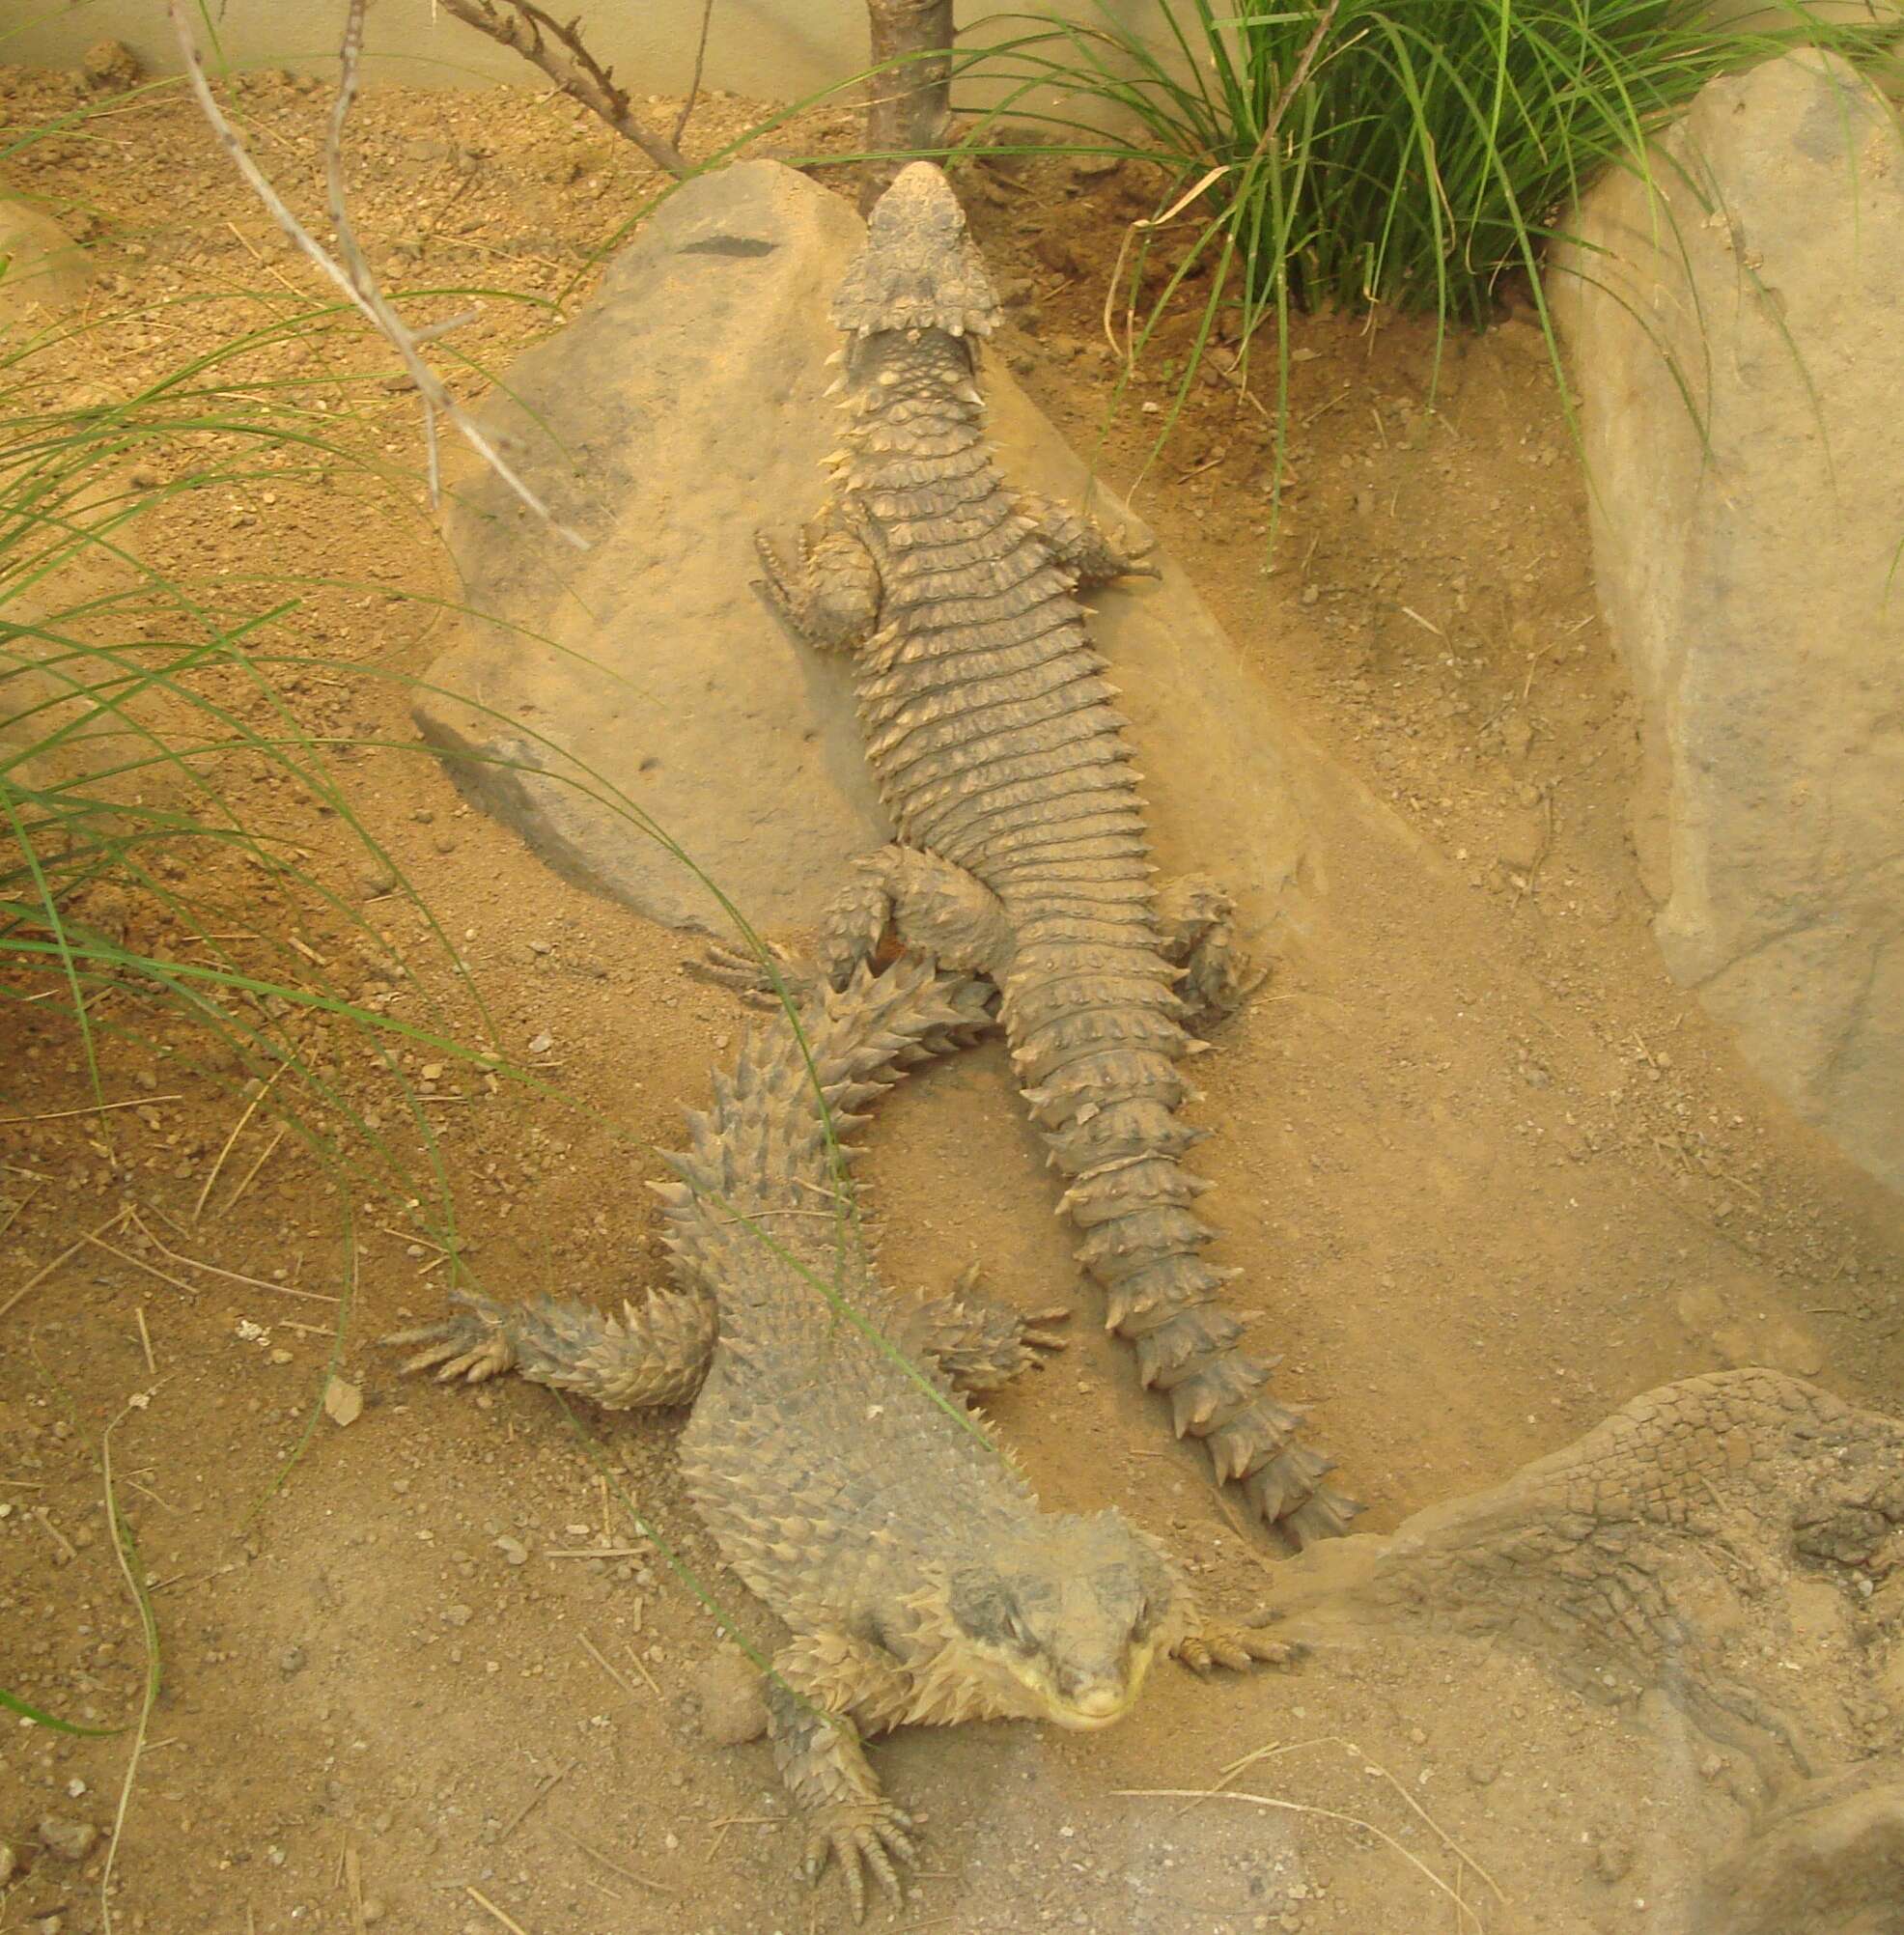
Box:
[651, 956, 995, 1280]
[388, 959, 992, 1412]
[1032, 1048, 1358, 1548]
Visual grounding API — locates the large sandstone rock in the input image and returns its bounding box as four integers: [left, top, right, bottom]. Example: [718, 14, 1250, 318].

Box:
[417, 161, 1309, 952]
[0, 200, 91, 333]
[1553, 53, 1904, 1196]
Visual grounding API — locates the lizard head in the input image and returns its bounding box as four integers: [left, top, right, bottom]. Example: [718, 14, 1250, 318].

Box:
[830, 161, 1001, 347]
[940, 1511, 1179, 1729]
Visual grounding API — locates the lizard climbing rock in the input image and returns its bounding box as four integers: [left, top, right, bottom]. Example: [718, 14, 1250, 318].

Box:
[386, 957, 1295, 1919]
[708, 160, 1356, 1548]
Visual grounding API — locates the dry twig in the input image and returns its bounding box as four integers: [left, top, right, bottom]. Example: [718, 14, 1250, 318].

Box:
[167, 0, 584, 546]
[218, 1122, 289, 1218]
[0, 1209, 130, 1324]
[1119, 1786, 1481, 1928]
[500, 1757, 574, 1839]
[462, 1887, 533, 1935]
[672, 0, 717, 150]
[99, 1399, 162, 1935]
[0, 1095, 182, 1123]
[125, 1209, 341, 1304]
[193, 1064, 285, 1221]
[435, 0, 690, 176]
[555, 1828, 680, 1897]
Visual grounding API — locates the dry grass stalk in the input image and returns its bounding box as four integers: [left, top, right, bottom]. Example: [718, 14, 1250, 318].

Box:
[166, 0, 585, 546]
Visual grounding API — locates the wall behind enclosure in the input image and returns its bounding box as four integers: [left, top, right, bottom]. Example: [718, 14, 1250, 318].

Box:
[6, 0, 1165, 105]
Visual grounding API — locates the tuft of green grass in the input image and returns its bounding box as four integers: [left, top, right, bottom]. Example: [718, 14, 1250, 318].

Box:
[957, 0, 1897, 499]
[975, 0, 1896, 315]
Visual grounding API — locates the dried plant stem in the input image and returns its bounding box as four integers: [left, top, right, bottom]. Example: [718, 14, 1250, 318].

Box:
[99, 1399, 163, 1935]
[1102, 0, 1345, 369]
[672, 0, 717, 150]
[1119, 1786, 1480, 1928]
[193, 1064, 285, 1221]
[166, 0, 585, 547]
[435, 0, 691, 177]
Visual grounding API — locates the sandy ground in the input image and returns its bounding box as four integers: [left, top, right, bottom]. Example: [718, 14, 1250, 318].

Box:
[2, 57, 1900, 1935]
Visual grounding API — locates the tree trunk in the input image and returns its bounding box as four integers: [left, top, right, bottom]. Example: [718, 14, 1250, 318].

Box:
[862, 0, 955, 210]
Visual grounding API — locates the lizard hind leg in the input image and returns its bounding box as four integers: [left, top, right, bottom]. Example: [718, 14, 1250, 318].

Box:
[829, 845, 1015, 986]
[695, 846, 1011, 1004]
[1155, 874, 1267, 1026]
[1016, 489, 1160, 586]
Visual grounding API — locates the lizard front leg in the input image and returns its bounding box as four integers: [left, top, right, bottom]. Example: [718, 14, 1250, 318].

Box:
[754, 511, 882, 652]
[383, 1285, 714, 1409]
[1139, 1531, 1306, 1676]
[1017, 489, 1160, 587]
[766, 1634, 919, 1921]
[892, 1261, 1071, 1394]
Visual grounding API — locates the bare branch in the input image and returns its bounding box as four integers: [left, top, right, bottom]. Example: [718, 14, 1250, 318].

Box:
[670, 0, 717, 153]
[434, 0, 691, 178]
[167, 0, 585, 547]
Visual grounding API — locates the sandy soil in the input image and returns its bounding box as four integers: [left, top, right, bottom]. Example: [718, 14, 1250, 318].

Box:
[2, 57, 1900, 1935]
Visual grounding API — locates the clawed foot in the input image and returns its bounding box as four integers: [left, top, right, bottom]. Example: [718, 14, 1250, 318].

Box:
[1019, 1305, 1074, 1361]
[1117, 528, 1162, 580]
[1175, 1619, 1306, 1676]
[751, 532, 798, 623]
[952, 1262, 1071, 1366]
[687, 938, 815, 1009]
[382, 1291, 516, 1386]
[802, 1795, 915, 1922]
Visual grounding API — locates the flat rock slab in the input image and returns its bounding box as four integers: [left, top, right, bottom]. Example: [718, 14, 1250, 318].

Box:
[1553, 54, 1904, 1197]
[0, 199, 91, 333]
[417, 161, 1309, 952]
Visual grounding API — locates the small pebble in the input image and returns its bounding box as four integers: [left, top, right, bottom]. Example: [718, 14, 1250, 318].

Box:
[693, 1652, 768, 1747]
[39, 1814, 98, 1861]
[80, 38, 142, 89]
[495, 1535, 528, 1566]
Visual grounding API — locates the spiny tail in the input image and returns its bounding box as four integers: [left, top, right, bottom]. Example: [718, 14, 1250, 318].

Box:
[388, 961, 991, 1412]
[1025, 1019, 1358, 1548]
[649, 957, 994, 1285]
